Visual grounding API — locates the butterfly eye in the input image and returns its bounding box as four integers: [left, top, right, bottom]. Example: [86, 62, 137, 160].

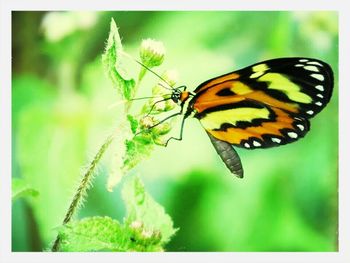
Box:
[171, 89, 183, 103]
[171, 93, 179, 103]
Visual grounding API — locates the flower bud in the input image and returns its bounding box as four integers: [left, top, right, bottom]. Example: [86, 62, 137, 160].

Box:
[141, 229, 153, 239]
[152, 122, 171, 136]
[165, 99, 176, 111]
[161, 69, 178, 88]
[152, 84, 168, 97]
[152, 99, 167, 112]
[140, 39, 165, 68]
[153, 137, 167, 146]
[139, 116, 156, 129]
[130, 220, 144, 230]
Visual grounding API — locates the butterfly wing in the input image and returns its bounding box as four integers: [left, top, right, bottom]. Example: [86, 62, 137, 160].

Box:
[191, 57, 333, 149]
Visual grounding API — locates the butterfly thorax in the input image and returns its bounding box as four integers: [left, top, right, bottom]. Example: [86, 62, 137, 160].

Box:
[180, 91, 190, 103]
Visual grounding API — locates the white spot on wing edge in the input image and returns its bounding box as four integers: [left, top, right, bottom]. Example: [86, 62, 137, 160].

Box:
[288, 132, 298, 139]
[271, 137, 281, 143]
[253, 140, 261, 147]
[307, 61, 324, 67]
[310, 73, 325, 81]
[244, 142, 250, 148]
[297, 124, 305, 131]
[315, 101, 323, 106]
[295, 64, 304, 67]
[315, 85, 324, 91]
[307, 110, 314, 115]
[303, 65, 319, 72]
[299, 59, 309, 62]
[317, 93, 324, 98]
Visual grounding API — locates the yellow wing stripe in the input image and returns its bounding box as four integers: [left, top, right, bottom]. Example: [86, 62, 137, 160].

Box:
[243, 91, 299, 113]
[258, 73, 313, 103]
[230, 82, 252, 95]
[250, 63, 269, 78]
[200, 107, 270, 130]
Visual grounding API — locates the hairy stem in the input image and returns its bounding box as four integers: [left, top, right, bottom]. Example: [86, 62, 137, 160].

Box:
[51, 134, 115, 252]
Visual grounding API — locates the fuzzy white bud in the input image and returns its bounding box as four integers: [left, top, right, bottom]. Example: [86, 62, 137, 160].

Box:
[140, 39, 165, 68]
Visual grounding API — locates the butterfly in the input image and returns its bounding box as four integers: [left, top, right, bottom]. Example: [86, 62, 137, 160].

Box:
[149, 57, 334, 178]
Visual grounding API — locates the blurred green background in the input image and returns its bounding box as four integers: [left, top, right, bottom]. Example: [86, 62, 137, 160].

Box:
[12, 11, 338, 251]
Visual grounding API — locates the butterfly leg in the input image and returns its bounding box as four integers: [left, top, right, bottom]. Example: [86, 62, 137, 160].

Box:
[163, 114, 187, 147]
[145, 97, 172, 117]
[134, 111, 183, 138]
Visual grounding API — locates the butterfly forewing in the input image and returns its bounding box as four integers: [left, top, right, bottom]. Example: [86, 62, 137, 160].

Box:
[191, 57, 333, 149]
[235, 57, 333, 118]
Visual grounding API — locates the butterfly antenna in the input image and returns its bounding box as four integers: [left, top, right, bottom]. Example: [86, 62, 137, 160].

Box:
[121, 51, 174, 90]
[108, 95, 167, 109]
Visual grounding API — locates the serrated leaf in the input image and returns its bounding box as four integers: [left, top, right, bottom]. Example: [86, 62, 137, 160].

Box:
[12, 178, 39, 202]
[58, 216, 165, 252]
[122, 176, 177, 244]
[122, 136, 154, 172]
[102, 18, 135, 100]
[58, 216, 125, 252]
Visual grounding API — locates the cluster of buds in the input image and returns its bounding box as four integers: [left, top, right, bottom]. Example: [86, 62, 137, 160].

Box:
[128, 220, 162, 246]
[137, 67, 179, 145]
[122, 38, 179, 172]
[138, 115, 172, 146]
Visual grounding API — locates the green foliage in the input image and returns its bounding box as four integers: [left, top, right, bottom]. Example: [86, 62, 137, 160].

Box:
[127, 114, 139, 134]
[101, 18, 176, 185]
[123, 137, 154, 172]
[58, 217, 123, 251]
[13, 75, 89, 245]
[50, 18, 178, 251]
[12, 178, 39, 202]
[122, 176, 177, 244]
[102, 18, 136, 100]
[58, 176, 176, 252]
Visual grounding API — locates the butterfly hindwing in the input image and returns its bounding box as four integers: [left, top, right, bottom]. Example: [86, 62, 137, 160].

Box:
[197, 98, 310, 149]
[191, 57, 332, 149]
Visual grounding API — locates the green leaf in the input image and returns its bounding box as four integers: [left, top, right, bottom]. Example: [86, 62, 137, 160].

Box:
[127, 114, 138, 134]
[122, 176, 178, 244]
[58, 216, 125, 252]
[102, 18, 135, 100]
[12, 178, 39, 202]
[58, 215, 165, 252]
[122, 136, 154, 172]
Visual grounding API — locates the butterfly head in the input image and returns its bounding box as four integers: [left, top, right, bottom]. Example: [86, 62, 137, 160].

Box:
[171, 85, 194, 106]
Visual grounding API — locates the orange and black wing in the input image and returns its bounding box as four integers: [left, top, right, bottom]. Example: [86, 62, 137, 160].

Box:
[191, 57, 333, 149]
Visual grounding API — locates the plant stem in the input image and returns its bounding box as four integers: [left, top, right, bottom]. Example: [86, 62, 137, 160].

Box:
[124, 65, 146, 113]
[51, 134, 115, 252]
[52, 51, 149, 251]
